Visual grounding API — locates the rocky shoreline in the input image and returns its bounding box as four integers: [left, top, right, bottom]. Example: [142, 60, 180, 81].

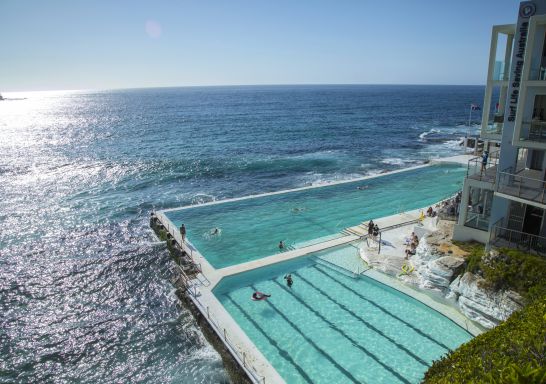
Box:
[360, 218, 524, 329]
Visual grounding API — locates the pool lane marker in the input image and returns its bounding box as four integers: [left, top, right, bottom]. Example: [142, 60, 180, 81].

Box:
[249, 285, 364, 384]
[271, 280, 414, 384]
[224, 294, 314, 384]
[312, 265, 452, 351]
[292, 272, 429, 368]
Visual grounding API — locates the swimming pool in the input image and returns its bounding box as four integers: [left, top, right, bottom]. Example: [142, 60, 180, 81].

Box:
[165, 164, 464, 268]
[214, 245, 472, 384]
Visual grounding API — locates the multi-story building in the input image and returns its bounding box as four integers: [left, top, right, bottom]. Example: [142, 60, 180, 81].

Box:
[453, 1, 546, 253]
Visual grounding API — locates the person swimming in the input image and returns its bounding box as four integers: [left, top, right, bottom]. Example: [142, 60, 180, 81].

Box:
[284, 274, 293, 288]
[251, 291, 271, 301]
[279, 241, 285, 250]
[357, 185, 369, 190]
[210, 227, 220, 235]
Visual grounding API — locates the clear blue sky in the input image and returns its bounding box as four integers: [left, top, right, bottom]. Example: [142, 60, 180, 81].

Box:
[0, 0, 521, 91]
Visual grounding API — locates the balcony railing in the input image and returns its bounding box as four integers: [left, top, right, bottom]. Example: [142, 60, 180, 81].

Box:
[466, 150, 499, 183]
[519, 121, 546, 142]
[497, 167, 546, 204]
[490, 225, 546, 256]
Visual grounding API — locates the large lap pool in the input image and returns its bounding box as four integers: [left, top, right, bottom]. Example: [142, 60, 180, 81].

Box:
[165, 164, 464, 268]
[214, 246, 472, 384]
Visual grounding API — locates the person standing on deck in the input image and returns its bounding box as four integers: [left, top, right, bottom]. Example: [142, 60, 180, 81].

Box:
[180, 224, 186, 242]
[372, 224, 379, 242]
[368, 220, 374, 237]
[481, 151, 489, 173]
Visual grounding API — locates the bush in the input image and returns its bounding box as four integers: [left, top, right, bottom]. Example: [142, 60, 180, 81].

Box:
[452, 243, 546, 303]
[423, 296, 546, 383]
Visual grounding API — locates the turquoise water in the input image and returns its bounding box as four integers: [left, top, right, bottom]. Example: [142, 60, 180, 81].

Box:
[165, 163, 464, 268]
[214, 246, 472, 384]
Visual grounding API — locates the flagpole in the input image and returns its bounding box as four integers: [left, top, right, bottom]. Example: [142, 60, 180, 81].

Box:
[467, 104, 472, 154]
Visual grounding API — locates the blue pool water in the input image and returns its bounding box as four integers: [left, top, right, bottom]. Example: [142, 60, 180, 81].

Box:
[165, 163, 464, 268]
[214, 246, 472, 384]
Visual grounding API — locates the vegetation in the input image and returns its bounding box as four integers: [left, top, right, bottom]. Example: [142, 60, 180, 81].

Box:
[454, 242, 546, 302]
[423, 296, 546, 384]
[424, 243, 546, 383]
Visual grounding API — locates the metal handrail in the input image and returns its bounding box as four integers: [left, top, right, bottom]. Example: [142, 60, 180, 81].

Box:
[496, 170, 546, 204]
[491, 225, 546, 255]
[466, 150, 500, 181]
[191, 292, 267, 384]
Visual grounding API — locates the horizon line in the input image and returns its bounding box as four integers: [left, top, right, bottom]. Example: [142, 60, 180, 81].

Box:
[3, 82, 487, 94]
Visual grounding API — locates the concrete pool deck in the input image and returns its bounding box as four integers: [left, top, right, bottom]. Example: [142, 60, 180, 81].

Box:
[154, 154, 479, 384]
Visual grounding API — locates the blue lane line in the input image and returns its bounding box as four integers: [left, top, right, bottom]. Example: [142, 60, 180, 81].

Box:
[293, 271, 429, 368]
[313, 264, 452, 351]
[249, 284, 362, 384]
[224, 294, 314, 384]
[272, 280, 412, 384]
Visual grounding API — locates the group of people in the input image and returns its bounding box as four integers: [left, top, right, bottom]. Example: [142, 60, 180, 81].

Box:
[404, 232, 419, 259]
[367, 220, 380, 241]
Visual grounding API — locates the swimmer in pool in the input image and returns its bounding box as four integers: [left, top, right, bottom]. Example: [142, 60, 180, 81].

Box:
[284, 274, 293, 288]
[279, 241, 285, 250]
[357, 185, 369, 190]
[210, 227, 220, 235]
[252, 292, 271, 300]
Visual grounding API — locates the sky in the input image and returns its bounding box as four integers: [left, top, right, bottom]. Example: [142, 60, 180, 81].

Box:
[0, 0, 522, 91]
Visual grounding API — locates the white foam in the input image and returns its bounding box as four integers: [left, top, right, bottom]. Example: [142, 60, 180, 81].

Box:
[381, 158, 412, 166]
[419, 128, 440, 140]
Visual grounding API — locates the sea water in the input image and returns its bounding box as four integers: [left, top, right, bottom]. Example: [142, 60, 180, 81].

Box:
[0, 85, 483, 383]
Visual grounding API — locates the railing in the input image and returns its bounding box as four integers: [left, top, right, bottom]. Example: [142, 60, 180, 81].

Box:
[519, 121, 546, 142]
[490, 225, 546, 256]
[466, 150, 499, 182]
[190, 290, 267, 384]
[157, 211, 266, 383]
[488, 218, 504, 244]
[496, 169, 546, 204]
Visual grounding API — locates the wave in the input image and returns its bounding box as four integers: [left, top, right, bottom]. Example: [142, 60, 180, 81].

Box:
[190, 193, 217, 205]
[419, 128, 441, 140]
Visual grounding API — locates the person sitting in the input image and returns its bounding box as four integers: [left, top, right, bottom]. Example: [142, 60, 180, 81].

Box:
[405, 242, 417, 259]
[426, 206, 433, 217]
[252, 291, 271, 300]
[405, 231, 415, 245]
[413, 234, 419, 245]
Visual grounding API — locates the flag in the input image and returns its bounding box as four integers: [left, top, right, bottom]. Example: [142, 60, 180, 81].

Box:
[471, 104, 481, 111]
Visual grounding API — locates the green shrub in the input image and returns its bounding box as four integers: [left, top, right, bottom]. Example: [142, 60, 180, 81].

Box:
[423, 296, 546, 383]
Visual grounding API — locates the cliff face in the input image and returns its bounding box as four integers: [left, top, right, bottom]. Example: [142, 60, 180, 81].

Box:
[408, 237, 523, 329]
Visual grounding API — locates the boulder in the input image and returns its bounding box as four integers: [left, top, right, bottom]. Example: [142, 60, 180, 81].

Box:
[448, 272, 524, 329]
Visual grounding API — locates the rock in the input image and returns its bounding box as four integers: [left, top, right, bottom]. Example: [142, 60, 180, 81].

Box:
[448, 272, 524, 329]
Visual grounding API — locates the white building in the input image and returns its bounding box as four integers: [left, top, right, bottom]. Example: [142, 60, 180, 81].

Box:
[453, 1, 546, 254]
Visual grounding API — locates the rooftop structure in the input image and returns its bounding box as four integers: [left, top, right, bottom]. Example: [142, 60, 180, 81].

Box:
[454, 1, 546, 254]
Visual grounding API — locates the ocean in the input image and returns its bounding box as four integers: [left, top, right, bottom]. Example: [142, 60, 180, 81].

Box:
[0, 85, 483, 383]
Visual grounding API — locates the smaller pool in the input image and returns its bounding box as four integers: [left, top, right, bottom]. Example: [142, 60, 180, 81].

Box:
[214, 245, 472, 384]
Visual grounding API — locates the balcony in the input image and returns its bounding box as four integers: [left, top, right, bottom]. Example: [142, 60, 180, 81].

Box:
[497, 167, 546, 205]
[466, 150, 499, 183]
[490, 224, 546, 256]
[519, 121, 546, 143]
